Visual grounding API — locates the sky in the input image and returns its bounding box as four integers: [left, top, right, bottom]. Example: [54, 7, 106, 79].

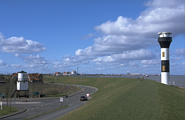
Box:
[0, 0, 184, 75]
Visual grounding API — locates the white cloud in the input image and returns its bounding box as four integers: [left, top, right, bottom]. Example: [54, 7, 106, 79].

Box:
[24, 54, 47, 65]
[176, 48, 185, 56]
[0, 34, 45, 54]
[74, 0, 184, 64]
[61, 56, 90, 67]
[76, 35, 151, 57]
[113, 49, 155, 60]
[141, 59, 159, 65]
[145, 0, 184, 8]
[93, 56, 114, 63]
[10, 64, 22, 68]
[0, 59, 6, 66]
[93, 49, 155, 63]
[97, 0, 184, 35]
[14, 53, 20, 57]
[64, 58, 70, 62]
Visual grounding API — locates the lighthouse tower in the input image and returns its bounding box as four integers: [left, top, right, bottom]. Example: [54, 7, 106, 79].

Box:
[158, 32, 172, 85]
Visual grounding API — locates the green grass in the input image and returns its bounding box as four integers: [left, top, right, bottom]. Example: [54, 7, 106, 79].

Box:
[43, 76, 185, 120]
[29, 83, 80, 97]
[0, 106, 17, 116]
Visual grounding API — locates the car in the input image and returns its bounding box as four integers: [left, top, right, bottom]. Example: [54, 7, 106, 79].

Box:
[80, 95, 88, 101]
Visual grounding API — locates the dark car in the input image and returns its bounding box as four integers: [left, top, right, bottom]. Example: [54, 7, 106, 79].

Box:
[80, 96, 88, 101]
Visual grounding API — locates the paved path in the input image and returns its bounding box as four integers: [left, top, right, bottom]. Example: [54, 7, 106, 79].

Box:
[1, 84, 97, 120]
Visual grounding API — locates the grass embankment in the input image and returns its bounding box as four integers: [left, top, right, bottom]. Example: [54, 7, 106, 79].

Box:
[0, 106, 17, 117]
[44, 76, 185, 120]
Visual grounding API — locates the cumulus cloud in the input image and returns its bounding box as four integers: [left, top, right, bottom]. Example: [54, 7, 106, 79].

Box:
[75, 35, 150, 57]
[0, 34, 45, 54]
[93, 49, 155, 63]
[0, 59, 6, 66]
[0, 33, 47, 72]
[97, 0, 184, 35]
[74, 0, 184, 65]
[141, 59, 159, 65]
[176, 48, 185, 56]
[24, 54, 47, 65]
[10, 64, 22, 68]
[59, 56, 90, 68]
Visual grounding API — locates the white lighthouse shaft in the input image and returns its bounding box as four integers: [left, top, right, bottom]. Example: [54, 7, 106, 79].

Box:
[161, 48, 169, 84]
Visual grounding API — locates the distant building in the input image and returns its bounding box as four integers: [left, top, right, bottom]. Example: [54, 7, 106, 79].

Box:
[55, 72, 62, 76]
[71, 70, 77, 75]
[11, 72, 43, 83]
[28, 74, 43, 83]
[63, 72, 71, 76]
[54, 71, 78, 76]
[11, 73, 18, 81]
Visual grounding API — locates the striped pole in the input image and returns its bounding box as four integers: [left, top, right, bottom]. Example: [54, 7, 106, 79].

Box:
[158, 32, 172, 85]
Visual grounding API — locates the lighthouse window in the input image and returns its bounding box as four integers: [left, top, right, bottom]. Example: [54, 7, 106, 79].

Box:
[162, 65, 166, 71]
[162, 52, 165, 57]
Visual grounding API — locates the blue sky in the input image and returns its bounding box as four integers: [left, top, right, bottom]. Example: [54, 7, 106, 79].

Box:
[0, 0, 184, 74]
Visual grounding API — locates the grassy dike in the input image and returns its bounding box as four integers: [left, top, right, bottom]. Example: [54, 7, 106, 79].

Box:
[45, 76, 185, 120]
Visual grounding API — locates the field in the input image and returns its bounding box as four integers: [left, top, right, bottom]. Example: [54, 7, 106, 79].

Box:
[29, 83, 79, 97]
[0, 75, 79, 98]
[44, 76, 185, 120]
[0, 106, 17, 117]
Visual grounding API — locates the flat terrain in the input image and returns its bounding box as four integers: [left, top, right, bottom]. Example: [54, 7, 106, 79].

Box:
[49, 76, 185, 120]
[1, 76, 185, 120]
[0, 106, 17, 117]
[1, 84, 96, 120]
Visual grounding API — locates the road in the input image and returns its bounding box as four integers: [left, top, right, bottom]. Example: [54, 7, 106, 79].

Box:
[1, 84, 97, 120]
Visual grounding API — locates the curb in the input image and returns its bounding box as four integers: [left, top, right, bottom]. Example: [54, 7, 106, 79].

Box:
[0, 108, 27, 119]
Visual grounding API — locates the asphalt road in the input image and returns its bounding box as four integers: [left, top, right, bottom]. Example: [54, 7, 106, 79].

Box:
[1, 84, 97, 120]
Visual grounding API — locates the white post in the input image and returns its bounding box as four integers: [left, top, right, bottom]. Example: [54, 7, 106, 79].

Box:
[0, 101, 2, 110]
[60, 97, 63, 103]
